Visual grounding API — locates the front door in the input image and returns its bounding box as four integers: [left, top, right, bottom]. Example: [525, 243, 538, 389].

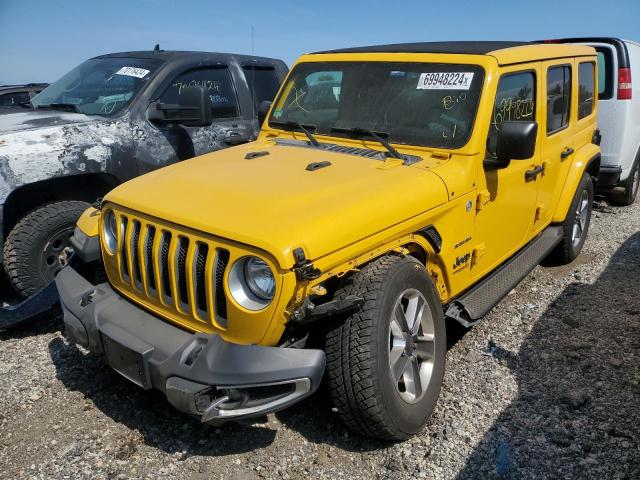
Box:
[472, 68, 542, 281]
[135, 65, 254, 175]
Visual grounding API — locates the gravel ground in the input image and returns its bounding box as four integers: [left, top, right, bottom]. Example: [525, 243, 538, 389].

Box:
[1, 198, 638, 480]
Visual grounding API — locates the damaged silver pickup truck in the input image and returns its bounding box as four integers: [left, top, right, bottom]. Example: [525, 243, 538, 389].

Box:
[0, 49, 287, 302]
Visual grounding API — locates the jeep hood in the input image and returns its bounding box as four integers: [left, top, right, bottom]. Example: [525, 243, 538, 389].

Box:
[105, 140, 449, 269]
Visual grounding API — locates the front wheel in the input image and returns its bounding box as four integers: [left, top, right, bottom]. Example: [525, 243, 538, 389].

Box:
[3, 201, 90, 297]
[325, 255, 446, 441]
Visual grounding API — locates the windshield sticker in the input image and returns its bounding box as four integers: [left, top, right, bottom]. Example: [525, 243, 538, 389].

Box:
[417, 72, 474, 90]
[114, 66, 150, 79]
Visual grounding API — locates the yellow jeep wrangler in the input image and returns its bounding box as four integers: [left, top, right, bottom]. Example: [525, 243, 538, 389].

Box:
[56, 41, 600, 441]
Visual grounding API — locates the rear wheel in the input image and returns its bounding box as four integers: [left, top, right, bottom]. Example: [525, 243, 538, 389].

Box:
[325, 255, 446, 441]
[3, 201, 89, 297]
[547, 173, 593, 265]
[610, 156, 640, 206]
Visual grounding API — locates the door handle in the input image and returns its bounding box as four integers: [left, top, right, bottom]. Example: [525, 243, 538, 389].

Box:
[560, 147, 574, 159]
[525, 165, 545, 181]
[224, 132, 251, 146]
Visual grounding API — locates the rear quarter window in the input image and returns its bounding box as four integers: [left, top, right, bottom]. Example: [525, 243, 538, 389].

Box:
[578, 62, 596, 119]
[595, 47, 614, 100]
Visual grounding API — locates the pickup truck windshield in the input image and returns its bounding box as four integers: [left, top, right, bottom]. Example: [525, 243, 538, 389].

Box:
[270, 62, 485, 149]
[32, 57, 162, 115]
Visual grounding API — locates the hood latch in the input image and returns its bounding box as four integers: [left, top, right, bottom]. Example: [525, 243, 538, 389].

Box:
[292, 248, 321, 281]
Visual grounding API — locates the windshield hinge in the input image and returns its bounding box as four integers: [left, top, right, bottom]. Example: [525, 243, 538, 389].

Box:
[292, 248, 321, 281]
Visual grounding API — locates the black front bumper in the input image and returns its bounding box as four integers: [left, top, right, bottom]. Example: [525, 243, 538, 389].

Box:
[55, 267, 325, 424]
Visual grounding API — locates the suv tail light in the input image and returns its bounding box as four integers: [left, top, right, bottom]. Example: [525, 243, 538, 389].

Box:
[618, 67, 632, 100]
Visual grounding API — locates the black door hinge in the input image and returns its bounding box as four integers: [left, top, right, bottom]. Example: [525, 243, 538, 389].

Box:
[292, 247, 321, 281]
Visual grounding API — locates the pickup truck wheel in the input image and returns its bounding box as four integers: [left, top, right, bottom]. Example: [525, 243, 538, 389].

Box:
[547, 173, 593, 265]
[610, 156, 640, 206]
[3, 201, 89, 297]
[325, 255, 446, 441]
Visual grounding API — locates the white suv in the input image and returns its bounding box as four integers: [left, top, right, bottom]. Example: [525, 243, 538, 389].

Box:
[547, 37, 640, 205]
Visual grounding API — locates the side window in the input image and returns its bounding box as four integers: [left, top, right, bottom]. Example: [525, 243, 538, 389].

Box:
[160, 67, 239, 119]
[242, 66, 281, 112]
[578, 62, 595, 119]
[546, 66, 571, 134]
[487, 71, 536, 155]
[0, 91, 30, 106]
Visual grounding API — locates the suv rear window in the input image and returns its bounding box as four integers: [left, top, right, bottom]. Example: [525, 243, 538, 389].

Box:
[161, 67, 239, 119]
[578, 62, 595, 119]
[242, 66, 281, 112]
[547, 66, 571, 134]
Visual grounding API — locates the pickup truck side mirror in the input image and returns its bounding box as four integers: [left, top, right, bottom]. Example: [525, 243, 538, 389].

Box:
[496, 121, 538, 161]
[147, 86, 212, 127]
[258, 100, 272, 128]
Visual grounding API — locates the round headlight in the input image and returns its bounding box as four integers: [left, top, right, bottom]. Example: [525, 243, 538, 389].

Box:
[102, 209, 118, 254]
[244, 257, 275, 300]
[228, 256, 276, 310]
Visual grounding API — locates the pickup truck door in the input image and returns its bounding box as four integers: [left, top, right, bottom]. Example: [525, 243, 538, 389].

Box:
[133, 63, 254, 175]
[472, 68, 542, 281]
[534, 60, 576, 231]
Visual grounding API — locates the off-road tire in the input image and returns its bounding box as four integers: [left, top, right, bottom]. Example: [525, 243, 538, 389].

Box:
[610, 154, 640, 206]
[3, 201, 89, 297]
[547, 173, 593, 265]
[325, 255, 446, 441]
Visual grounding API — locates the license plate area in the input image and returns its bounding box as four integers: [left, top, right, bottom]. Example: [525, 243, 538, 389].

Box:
[101, 332, 152, 389]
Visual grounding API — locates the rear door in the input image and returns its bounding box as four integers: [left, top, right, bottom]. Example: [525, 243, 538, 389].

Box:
[535, 60, 575, 230]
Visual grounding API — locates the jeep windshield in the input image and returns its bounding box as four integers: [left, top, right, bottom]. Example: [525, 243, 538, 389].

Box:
[32, 57, 162, 116]
[269, 62, 485, 149]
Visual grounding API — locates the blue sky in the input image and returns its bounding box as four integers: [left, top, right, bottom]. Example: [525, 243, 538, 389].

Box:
[1, 0, 638, 84]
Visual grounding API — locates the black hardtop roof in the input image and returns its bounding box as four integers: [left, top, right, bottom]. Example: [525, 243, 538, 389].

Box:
[92, 50, 284, 64]
[314, 41, 531, 55]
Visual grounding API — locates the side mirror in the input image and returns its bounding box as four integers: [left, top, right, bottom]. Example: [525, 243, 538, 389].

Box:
[258, 100, 272, 128]
[496, 121, 538, 161]
[147, 86, 212, 127]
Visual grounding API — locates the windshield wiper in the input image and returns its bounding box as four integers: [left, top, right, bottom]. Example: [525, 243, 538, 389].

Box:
[330, 126, 403, 159]
[18, 101, 33, 109]
[39, 103, 81, 113]
[269, 120, 320, 146]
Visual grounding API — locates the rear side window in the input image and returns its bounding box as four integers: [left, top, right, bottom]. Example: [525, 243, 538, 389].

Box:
[595, 47, 614, 100]
[487, 71, 536, 155]
[578, 62, 595, 119]
[546, 66, 571, 134]
[161, 67, 239, 119]
[242, 66, 281, 112]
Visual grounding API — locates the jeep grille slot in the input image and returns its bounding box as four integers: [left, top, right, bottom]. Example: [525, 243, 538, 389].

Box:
[130, 220, 142, 288]
[144, 225, 157, 294]
[194, 243, 209, 314]
[214, 249, 230, 323]
[176, 236, 190, 307]
[160, 231, 173, 301]
[119, 215, 130, 281]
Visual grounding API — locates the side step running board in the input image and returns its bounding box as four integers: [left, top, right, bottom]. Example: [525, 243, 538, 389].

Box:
[445, 226, 563, 327]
